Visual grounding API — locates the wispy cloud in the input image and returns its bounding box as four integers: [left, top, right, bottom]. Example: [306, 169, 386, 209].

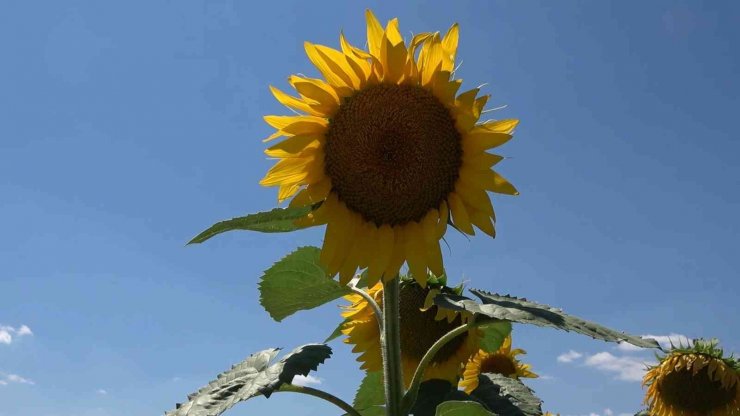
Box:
[583, 352, 649, 382]
[1, 373, 35, 386]
[0, 324, 34, 345]
[617, 333, 692, 352]
[557, 350, 583, 363]
[291, 374, 322, 387]
[96, 389, 108, 395]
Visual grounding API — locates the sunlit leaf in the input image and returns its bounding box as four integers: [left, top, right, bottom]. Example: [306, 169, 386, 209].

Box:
[188, 206, 312, 244]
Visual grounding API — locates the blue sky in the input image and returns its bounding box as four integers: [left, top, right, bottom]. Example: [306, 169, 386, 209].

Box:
[1, 1, 739, 415]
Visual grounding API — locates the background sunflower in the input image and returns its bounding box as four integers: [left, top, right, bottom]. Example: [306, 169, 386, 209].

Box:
[459, 334, 538, 393]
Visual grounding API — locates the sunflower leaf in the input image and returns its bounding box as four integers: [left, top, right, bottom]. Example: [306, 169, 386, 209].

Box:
[434, 290, 660, 349]
[165, 344, 332, 416]
[351, 371, 385, 415]
[470, 373, 542, 416]
[410, 379, 488, 416]
[188, 206, 312, 244]
[435, 401, 496, 416]
[478, 320, 512, 353]
[325, 318, 351, 343]
[259, 246, 349, 322]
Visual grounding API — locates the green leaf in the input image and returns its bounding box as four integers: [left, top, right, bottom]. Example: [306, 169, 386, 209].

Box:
[259, 246, 349, 322]
[470, 374, 542, 416]
[188, 206, 312, 244]
[353, 371, 385, 411]
[435, 290, 660, 349]
[478, 320, 512, 353]
[634, 411, 650, 416]
[324, 318, 350, 343]
[435, 401, 496, 416]
[165, 344, 331, 416]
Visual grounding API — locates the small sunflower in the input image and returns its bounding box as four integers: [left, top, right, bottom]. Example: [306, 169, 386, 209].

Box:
[341, 278, 481, 387]
[260, 10, 518, 287]
[642, 339, 740, 416]
[459, 334, 538, 393]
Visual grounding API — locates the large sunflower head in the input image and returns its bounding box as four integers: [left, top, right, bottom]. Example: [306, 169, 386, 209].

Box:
[340, 277, 481, 387]
[642, 338, 740, 416]
[260, 10, 519, 287]
[459, 334, 538, 393]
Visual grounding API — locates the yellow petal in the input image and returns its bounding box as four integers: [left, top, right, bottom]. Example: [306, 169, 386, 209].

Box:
[380, 34, 408, 83]
[383, 227, 406, 281]
[482, 171, 519, 195]
[265, 134, 323, 158]
[455, 178, 494, 216]
[289, 75, 340, 114]
[365, 9, 385, 58]
[441, 23, 459, 72]
[437, 201, 449, 238]
[305, 42, 357, 89]
[269, 85, 321, 116]
[367, 224, 393, 286]
[478, 119, 520, 134]
[468, 207, 496, 237]
[263, 115, 328, 142]
[404, 222, 428, 286]
[463, 131, 512, 153]
[260, 157, 314, 186]
[448, 192, 474, 235]
[278, 183, 301, 203]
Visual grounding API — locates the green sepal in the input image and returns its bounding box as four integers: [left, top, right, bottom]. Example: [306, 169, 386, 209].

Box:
[165, 344, 331, 416]
[188, 206, 313, 244]
[259, 246, 349, 322]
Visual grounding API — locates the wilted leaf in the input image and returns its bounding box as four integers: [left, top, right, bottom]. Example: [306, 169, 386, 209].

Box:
[165, 344, 331, 416]
[435, 401, 496, 416]
[435, 290, 659, 349]
[470, 373, 542, 416]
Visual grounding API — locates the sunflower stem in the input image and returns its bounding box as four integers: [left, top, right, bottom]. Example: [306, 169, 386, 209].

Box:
[349, 283, 383, 332]
[381, 277, 405, 416]
[278, 384, 362, 416]
[401, 317, 478, 414]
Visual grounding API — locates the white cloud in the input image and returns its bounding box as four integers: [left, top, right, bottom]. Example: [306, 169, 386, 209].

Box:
[0, 324, 34, 345]
[0, 330, 11, 345]
[617, 333, 692, 352]
[604, 409, 613, 416]
[17, 325, 33, 337]
[583, 352, 649, 382]
[2, 374, 35, 385]
[557, 350, 583, 363]
[96, 389, 108, 395]
[292, 374, 322, 386]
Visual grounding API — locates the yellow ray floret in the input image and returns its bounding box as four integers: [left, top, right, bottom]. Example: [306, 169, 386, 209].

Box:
[261, 10, 519, 286]
[341, 280, 481, 387]
[459, 335, 538, 394]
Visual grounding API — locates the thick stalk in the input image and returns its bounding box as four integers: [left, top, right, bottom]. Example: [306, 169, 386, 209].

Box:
[401, 318, 477, 414]
[381, 278, 404, 416]
[278, 384, 362, 416]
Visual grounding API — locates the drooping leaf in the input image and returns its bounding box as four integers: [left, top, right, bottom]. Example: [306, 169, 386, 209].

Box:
[349, 371, 385, 416]
[409, 379, 489, 416]
[478, 320, 512, 353]
[435, 401, 496, 416]
[470, 374, 542, 416]
[188, 206, 312, 244]
[634, 411, 650, 416]
[259, 246, 349, 322]
[435, 290, 659, 349]
[166, 344, 331, 416]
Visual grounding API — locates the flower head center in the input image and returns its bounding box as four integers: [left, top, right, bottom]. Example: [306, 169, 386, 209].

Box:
[324, 84, 462, 226]
[398, 283, 467, 363]
[657, 365, 737, 412]
[480, 354, 518, 377]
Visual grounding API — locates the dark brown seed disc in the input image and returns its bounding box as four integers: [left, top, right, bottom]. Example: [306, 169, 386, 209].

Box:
[398, 283, 468, 364]
[657, 365, 736, 412]
[480, 354, 518, 377]
[324, 84, 462, 226]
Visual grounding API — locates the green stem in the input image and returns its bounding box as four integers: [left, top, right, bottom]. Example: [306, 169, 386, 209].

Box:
[279, 384, 362, 416]
[381, 278, 404, 416]
[349, 284, 383, 331]
[401, 317, 478, 414]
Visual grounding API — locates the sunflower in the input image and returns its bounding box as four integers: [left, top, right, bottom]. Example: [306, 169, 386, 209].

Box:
[642, 339, 740, 416]
[459, 334, 538, 393]
[260, 10, 519, 287]
[341, 278, 481, 387]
